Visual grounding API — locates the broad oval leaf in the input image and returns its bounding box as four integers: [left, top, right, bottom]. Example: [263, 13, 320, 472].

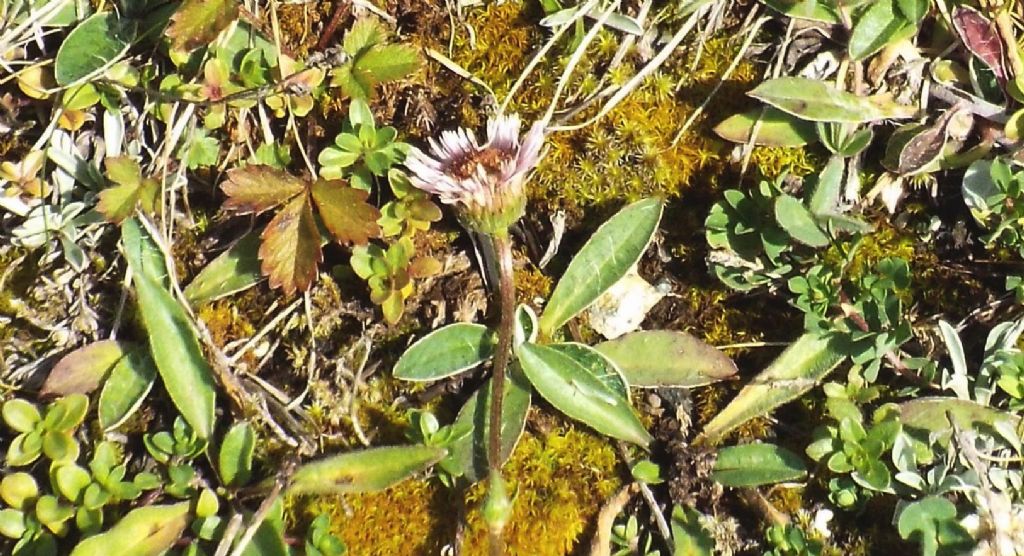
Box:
[848, 0, 915, 61]
[55, 13, 137, 85]
[699, 332, 845, 445]
[219, 422, 256, 488]
[517, 342, 651, 446]
[393, 323, 497, 381]
[714, 107, 817, 147]
[712, 443, 808, 487]
[539, 198, 663, 336]
[184, 232, 263, 304]
[758, 0, 840, 23]
[748, 77, 915, 123]
[548, 342, 630, 399]
[899, 398, 1021, 436]
[595, 330, 737, 388]
[40, 340, 127, 397]
[69, 502, 190, 556]
[285, 445, 446, 495]
[123, 219, 217, 439]
[775, 194, 830, 247]
[449, 368, 532, 481]
[98, 349, 156, 431]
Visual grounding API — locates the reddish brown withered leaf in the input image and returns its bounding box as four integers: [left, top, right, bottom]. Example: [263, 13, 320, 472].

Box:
[310, 179, 381, 245]
[221, 165, 306, 215]
[259, 194, 322, 295]
[40, 340, 127, 396]
[952, 6, 1007, 82]
[165, 0, 239, 52]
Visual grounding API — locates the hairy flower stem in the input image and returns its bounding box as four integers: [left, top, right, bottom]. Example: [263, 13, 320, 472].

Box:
[487, 233, 516, 556]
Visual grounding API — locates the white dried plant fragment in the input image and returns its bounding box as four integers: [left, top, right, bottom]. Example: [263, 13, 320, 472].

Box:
[586, 267, 668, 340]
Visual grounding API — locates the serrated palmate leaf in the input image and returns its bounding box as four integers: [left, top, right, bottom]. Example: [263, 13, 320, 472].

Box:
[54, 13, 136, 86]
[539, 198, 663, 336]
[595, 330, 737, 388]
[165, 0, 239, 52]
[712, 443, 808, 487]
[259, 194, 322, 295]
[748, 77, 915, 123]
[40, 340, 127, 397]
[219, 421, 255, 488]
[69, 502, 190, 556]
[98, 157, 159, 224]
[184, 232, 263, 304]
[98, 348, 156, 431]
[449, 369, 531, 481]
[343, 17, 386, 57]
[284, 445, 446, 495]
[309, 179, 381, 245]
[393, 323, 497, 381]
[517, 342, 652, 446]
[699, 332, 845, 445]
[221, 165, 306, 215]
[714, 107, 817, 147]
[122, 220, 217, 439]
[775, 194, 830, 247]
[354, 44, 420, 83]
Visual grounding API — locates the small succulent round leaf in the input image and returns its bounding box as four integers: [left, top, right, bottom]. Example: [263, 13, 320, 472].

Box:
[0, 509, 26, 539]
[196, 488, 219, 518]
[2, 399, 41, 433]
[47, 394, 89, 432]
[7, 432, 43, 466]
[42, 432, 79, 464]
[53, 465, 92, 503]
[218, 421, 256, 488]
[1, 472, 39, 509]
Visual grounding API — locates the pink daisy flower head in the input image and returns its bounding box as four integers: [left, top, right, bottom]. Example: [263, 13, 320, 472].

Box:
[404, 113, 545, 236]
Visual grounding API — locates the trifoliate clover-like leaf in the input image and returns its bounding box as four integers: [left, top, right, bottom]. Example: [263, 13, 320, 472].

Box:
[309, 179, 381, 245]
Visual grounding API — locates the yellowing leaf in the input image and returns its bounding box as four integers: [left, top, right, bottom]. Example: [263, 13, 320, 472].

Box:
[259, 194, 322, 295]
[70, 502, 190, 556]
[221, 165, 306, 214]
[40, 340, 127, 397]
[310, 179, 381, 245]
[98, 157, 161, 223]
[165, 0, 239, 52]
[354, 44, 420, 83]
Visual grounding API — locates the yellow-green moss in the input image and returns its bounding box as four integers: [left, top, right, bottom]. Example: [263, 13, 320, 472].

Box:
[289, 422, 622, 555]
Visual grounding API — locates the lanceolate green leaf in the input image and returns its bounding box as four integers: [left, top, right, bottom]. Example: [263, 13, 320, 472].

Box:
[714, 107, 817, 147]
[70, 502, 190, 556]
[548, 342, 630, 400]
[184, 232, 263, 304]
[758, 0, 840, 23]
[699, 332, 845, 445]
[219, 422, 256, 488]
[55, 13, 137, 86]
[98, 349, 157, 431]
[712, 443, 808, 487]
[449, 369, 532, 481]
[285, 445, 447, 495]
[595, 330, 737, 388]
[393, 323, 497, 381]
[898, 398, 1021, 436]
[517, 342, 652, 446]
[539, 198, 663, 337]
[748, 77, 915, 123]
[123, 219, 217, 440]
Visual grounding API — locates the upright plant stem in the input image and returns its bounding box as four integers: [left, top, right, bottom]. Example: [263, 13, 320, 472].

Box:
[487, 233, 516, 556]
